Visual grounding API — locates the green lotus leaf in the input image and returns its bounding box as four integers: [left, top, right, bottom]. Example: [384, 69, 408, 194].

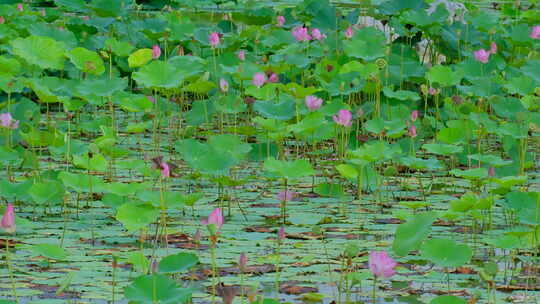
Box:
[11, 35, 65, 70]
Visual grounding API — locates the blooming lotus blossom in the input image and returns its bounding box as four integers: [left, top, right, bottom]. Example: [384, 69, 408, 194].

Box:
[252, 72, 266, 88]
[369, 251, 397, 278]
[333, 109, 352, 127]
[0, 113, 19, 129]
[1, 204, 15, 234]
[530, 25, 540, 39]
[345, 26, 353, 39]
[428, 87, 439, 96]
[305, 95, 323, 111]
[16, 3, 23, 11]
[147, 96, 156, 103]
[311, 28, 325, 41]
[489, 167, 495, 177]
[267, 72, 279, 83]
[239, 253, 247, 272]
[408, 125, 417, 138]
[152, 45, 161, 59]
[277, 15, 285, 27]
[277, 190, 295, 202]
[209, 32, 220, 47]
[490, 42, 497, 54]
[292, 26, 311, 42]
[219, 78, 229, 93]
[474, 48, 490, 64]
[238, 50, 245, 61]
[411, 110, 418, 122]
[202, 208, 224, 231]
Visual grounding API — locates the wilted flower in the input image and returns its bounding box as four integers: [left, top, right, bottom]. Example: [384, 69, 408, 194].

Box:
[209, 32, 220, 47]
[369, 251, 397, 278]
[239, 253, 247, 272]
[530, 25, 540, 39]
[152, 45, 161, 59]
[193, 229, 202, 243]
[219, 78, 229, 93]
[474, 48, 490, 64]
[305, 95, 323, 111]
[333, 109, 352, 127]
[252, 72, 266, 88]
[292, 26, 311, 42]
[1, 204, 15, 234]
[356, 108, 364, 118]
[202, 208, 224, 232]
[277, 190, 295, 202]
[411, 110, 418, 122]
[311, 28, 325, 41]
[0, 113, 19, 130]
[277, 15, 285, 27]
[278, 226, 286, 241]
[238, 50, 245, 61]
[345, 26, 353, 39]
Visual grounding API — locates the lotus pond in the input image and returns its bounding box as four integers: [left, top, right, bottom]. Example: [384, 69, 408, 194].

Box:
[0, 0, 540, 303]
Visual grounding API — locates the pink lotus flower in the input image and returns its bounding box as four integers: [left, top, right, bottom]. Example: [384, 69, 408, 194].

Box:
[0, 16, 4, 24]
[530, 25, 540, 39]
[0, 113, 19, 129]
[489, 167, 495, 177]
[219, 78, 229, 93]
[238, 50, 245, 61]
[278, 226, 286, 241]
[305, 95, 323, 111]
[1, 204, 15, 234]
[147, 96, 156, 104]
[160, 161, 170, 178]
[408, 125, 417, 138]
[16, 3, 23, 11]
[311, 28, 325, 41]
[239, 253, 247, 272]
[428, 87, 439, 96]
[152, 45, 161, 59]
[474, 48, 490, 64]
[333, 109, 352, 127]
[369, 251, 397, 278]
[277, 190, 295, 202]
[489, 42, 497, 54]
[267, 72, 279, 83]
[209, 32, 220, 47]
[292, 26, 311, 42]
[252, 72, 266, 88]
[277, 15, 285, 27]
[411, 110, 418, 122]
[202, 208, 224, 231]
[345, 26, 353, 39]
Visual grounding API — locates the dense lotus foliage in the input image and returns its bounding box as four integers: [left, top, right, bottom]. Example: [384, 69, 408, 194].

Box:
[0, 0, 539, 303]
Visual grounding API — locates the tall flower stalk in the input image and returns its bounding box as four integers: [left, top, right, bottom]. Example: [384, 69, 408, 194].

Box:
[2, 204, 18, 303]
[202, 208, 224, 304]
